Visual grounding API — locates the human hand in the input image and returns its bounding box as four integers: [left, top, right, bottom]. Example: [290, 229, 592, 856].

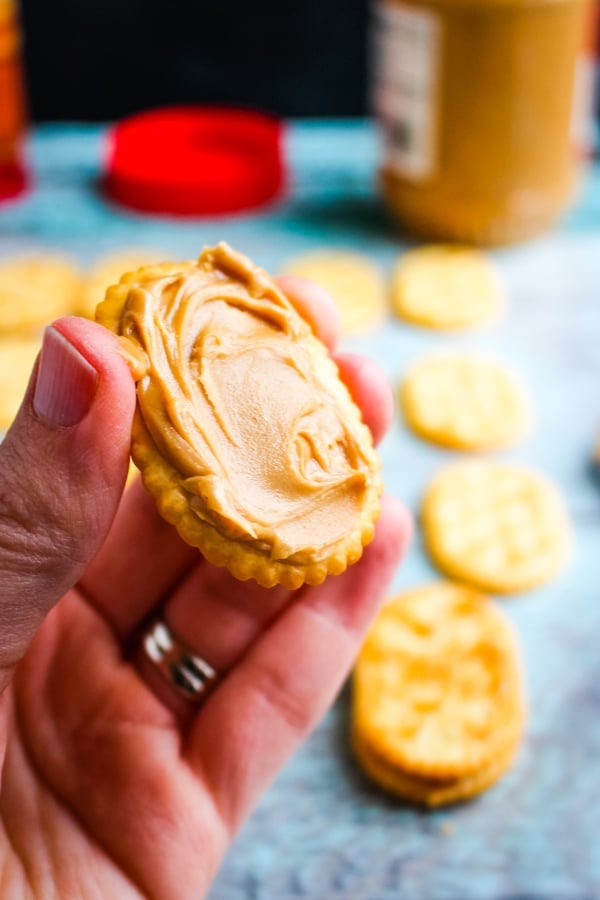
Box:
[0, 276, 411, 898]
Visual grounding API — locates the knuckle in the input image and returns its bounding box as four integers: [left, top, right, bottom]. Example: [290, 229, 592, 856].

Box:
[249, 660, 312, 738]
[0, 475, 67, 573]
[0, 438, 84, 582]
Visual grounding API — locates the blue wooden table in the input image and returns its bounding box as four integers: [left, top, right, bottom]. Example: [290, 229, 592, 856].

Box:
[2, 122, 600, 899]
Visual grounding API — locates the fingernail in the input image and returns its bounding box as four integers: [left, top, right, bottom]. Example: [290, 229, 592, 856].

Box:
[33, 327, 99, 426]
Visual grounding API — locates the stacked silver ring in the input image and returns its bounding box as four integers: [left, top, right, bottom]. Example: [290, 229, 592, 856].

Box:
[142, 620, 218, 703]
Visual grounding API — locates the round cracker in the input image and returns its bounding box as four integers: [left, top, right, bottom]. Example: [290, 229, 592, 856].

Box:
[0, 335, 41, 429]
[401, 352, 531, 451]
[422, 461, 572, 594]
[392, 245, 505, 330]
[353, 727, 521, 807]
[352, 583, 525, 781]
[77, 249, 166, 320]
[282, 250, 387, 335]
[0, 255, 81, 334]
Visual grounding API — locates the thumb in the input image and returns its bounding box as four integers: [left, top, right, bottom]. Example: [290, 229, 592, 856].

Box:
[0, 316, 135, 690]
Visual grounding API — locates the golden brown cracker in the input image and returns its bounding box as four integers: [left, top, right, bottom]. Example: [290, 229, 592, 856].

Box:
[282, 250, 387, 335]
[97, 243, 382, 590]
[353, 583, 525, 782]
[400, 353, 531, 451]
[392, 245, 504, 330]
[0, 255, 81, 334]
[422, 461, 572, 594]
[0, 335, 41, 429]
[77, 249, 166, 320]
[353, 727, 521, 808]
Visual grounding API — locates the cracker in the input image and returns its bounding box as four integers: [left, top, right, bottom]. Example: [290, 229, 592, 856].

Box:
[0, 335, 41, 429]
[97, 243, 382, 589]
[392, 245, 504, 330]
[126, 459, 139, 488]
[282, 250, 387, 335]
[422, 461, 572, 593]
[0, 255, 81, 334]
[353, 728, 521, 807]
[77, 249, 165, 320]
[400, 353, 531, 450]
[352, 583, 525, 784]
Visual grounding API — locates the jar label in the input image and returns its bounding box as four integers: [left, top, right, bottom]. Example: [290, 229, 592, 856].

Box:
[372, 1, 440, 181]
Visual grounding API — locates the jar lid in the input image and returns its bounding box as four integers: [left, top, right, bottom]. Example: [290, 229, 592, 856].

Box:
[103, 106, 285, 216]
[0, 161, 27, 202]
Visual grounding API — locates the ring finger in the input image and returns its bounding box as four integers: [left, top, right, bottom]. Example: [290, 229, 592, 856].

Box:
[132, 564, 295, 719]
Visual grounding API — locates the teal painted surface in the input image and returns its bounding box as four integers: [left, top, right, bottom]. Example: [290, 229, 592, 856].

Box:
[2, 122, 600, 899]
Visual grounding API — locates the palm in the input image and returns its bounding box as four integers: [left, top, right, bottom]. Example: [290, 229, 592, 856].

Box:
[7, 590, 220, 899]
[1, 473, 405, 899]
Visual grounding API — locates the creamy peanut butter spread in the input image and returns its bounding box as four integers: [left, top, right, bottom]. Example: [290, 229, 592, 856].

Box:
[97, 243, 382, 587]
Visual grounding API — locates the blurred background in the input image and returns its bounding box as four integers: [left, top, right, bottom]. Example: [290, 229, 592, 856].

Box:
[20, 0, 370, 120]
[15, 0, 600, 124]
[3, 1, 600, 898]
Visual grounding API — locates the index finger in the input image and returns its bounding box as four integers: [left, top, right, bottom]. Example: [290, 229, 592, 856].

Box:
[275, 274, 342, 352]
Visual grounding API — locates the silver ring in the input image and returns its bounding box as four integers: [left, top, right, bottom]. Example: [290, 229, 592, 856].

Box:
[141, 620, 218, 703]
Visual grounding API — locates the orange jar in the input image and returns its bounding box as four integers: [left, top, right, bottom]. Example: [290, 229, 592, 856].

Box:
[0, 0, 26, 200]
[372, 0, 596, 245]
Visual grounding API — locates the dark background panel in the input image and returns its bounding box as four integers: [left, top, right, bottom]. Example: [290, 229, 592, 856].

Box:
[19, 0, 370, 121]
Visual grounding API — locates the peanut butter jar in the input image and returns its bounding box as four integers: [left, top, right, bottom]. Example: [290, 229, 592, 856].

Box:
[372, 0, 596, 245]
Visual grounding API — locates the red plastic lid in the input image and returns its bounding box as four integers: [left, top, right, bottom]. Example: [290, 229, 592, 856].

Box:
[0, 161, 27, 202]
[103, 106, 285, 216]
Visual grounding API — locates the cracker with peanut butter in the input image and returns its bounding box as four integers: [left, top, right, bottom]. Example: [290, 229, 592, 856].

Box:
[96, 243, 382, 589]
[352, 583, 525, 806]
[77, 249, 166, 320]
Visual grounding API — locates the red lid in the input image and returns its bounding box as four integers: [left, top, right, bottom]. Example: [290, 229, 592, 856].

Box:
[0, 161, 27, 202]
[103, 106, 285, 216]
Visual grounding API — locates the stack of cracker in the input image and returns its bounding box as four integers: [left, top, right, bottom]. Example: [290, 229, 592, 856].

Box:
[352, 583, 525, 807]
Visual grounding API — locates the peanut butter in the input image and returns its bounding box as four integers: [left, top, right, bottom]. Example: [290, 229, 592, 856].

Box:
[97, 243, 382, 588]
[374, 0, 595, 245]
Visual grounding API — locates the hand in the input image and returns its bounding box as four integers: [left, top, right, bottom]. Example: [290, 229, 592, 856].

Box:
[0, 276, 411, 899]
